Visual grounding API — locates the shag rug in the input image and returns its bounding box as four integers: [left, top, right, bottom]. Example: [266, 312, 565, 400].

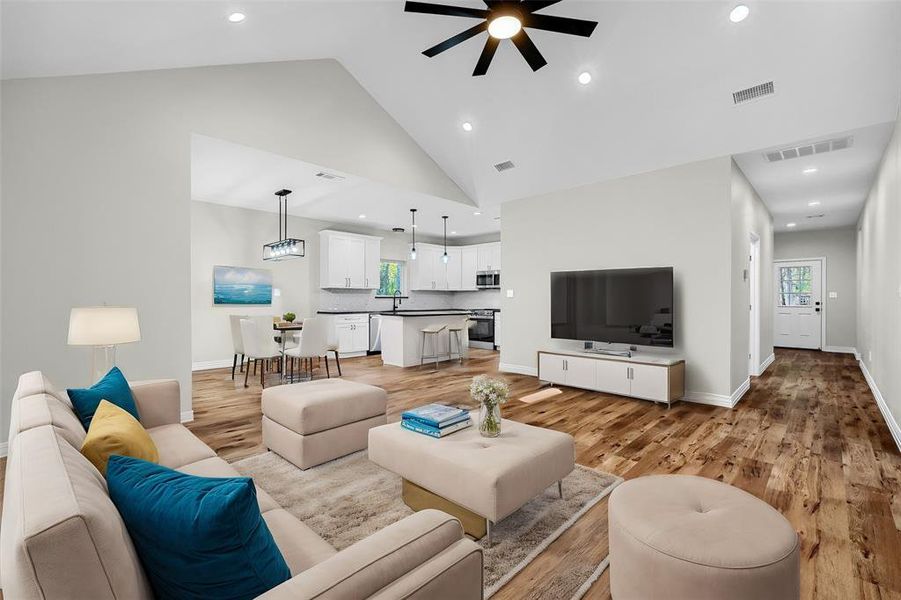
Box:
[233, 451, 621, 599]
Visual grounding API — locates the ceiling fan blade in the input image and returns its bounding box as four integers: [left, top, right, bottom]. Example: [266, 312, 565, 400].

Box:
[423, 22, 488, 57]
[522, 1, 564, 12]
[404, 1, 489, 19]
[523, 13, 598, 37]
[511, 30, 548, 71]
[472, 36, 500, 76]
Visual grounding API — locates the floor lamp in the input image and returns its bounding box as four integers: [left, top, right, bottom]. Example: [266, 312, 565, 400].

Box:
[68, 306, 142, 383]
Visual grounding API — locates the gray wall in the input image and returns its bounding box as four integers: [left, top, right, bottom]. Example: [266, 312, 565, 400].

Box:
[731, 161, 775, 389]
[857, 108, 900, 446]
[1, 59, 469, 440]
[774, 228, 857, 350]
[499, 156, 738, 398]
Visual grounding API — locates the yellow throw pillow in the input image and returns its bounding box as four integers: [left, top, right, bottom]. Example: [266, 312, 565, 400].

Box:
[81, 399, 159, 475]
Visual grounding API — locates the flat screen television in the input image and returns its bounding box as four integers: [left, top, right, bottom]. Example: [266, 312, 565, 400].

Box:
[551, 267, 674, 347]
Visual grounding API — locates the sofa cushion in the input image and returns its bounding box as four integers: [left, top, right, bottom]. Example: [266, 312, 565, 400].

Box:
[178, 456, 279, 514]
[262, 509, 337, 575]
[147, 423, 216, 468]
[9, 392, 86, 449]
[81, 400, 160, 475]
[107, 455, 291, 600]
[262, 379, 387, 435]
[68, 367, 140, 430]
[0, 425, 153, 600]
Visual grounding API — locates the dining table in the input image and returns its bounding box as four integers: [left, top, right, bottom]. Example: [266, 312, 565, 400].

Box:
[273, 321, 303, 383]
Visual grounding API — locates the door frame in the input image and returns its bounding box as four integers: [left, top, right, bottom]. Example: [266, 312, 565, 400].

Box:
[748, 232, 761, 376]
[773, 256, 827, 350]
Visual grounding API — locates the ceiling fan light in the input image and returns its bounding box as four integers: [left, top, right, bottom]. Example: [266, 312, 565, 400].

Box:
[488, 15, 522, 39]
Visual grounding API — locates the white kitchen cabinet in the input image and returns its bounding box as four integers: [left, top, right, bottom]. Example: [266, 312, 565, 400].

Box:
[410, 244, 444, 291]
[538, 351, 684, 406]
[494, 312, 501, 348]
[461, 246, 479, 290]
[319, 231, 381, 289]
[476, 242, 501, 271]
[445, 247, 462, 290]
[330, 314, 369, 356]
[410, 242, 500, 291]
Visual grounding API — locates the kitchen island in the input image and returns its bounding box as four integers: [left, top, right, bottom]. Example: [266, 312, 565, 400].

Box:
[380, 310, 471, 368]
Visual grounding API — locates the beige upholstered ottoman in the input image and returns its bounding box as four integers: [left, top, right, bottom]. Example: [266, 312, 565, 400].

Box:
[609, 475, 800, 600]
[262, 379, 387, 469]
[368, 416, 574, 541]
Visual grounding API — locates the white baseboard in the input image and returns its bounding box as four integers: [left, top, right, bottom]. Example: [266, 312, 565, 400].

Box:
[181, 410, 194, 424]
[498, 362, 538, 377]
[823, 346, 857, 355]
[192, 359, 233, 372]
[0, 442, 7, 458]
[758, 353, 775, 375]
[859, 360, 901, 454]
[684, 378, 749, 409]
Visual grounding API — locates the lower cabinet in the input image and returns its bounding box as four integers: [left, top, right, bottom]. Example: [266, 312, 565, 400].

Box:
[327, 314, 369, 356]
[537, 351, 684, 405]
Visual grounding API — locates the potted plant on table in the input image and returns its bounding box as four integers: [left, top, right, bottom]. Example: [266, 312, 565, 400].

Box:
[283, 312, 296, 323]
[470, 375, 509, 438]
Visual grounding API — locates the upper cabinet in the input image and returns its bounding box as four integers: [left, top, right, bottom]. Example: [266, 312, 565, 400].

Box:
[409, 242, 497, 291]
[319, 230, 382, 289]
[476, 242, 501, 272]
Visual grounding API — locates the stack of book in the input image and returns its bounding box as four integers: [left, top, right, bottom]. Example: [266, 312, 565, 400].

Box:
[401, 404, 472, 438]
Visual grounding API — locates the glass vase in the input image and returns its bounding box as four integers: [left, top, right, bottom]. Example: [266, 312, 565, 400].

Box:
[479, 401, 501, 438]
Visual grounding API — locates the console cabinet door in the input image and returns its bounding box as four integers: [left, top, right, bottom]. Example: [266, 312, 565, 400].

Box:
[564, 356, 596, 390]
[629, 363, 669, 401]
[596, 360, 631, 396]
[538, 353, 566, 385]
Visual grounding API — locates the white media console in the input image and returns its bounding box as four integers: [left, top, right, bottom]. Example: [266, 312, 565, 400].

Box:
[537, 350, 685, 407]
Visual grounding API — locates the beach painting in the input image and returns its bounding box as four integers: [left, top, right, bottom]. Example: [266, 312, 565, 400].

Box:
[213, 266, 272, 305]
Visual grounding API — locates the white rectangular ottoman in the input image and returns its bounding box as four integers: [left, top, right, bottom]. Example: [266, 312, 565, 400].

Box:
[262, 379, 387, 470]
[368, 415, 574, 541]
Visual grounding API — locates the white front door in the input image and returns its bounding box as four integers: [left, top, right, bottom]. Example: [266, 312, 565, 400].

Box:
[774, 260, 822, 349]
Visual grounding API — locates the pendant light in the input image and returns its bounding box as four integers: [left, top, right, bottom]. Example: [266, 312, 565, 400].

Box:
[442, 216, 449, 264]
[410, 209, 417, 260]
[263, 189, 305, 261]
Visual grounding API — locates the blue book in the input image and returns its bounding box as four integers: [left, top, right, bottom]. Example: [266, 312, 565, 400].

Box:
[404, 411, 471, 429]
[401, 404, 467, 428]
[401, 417, 472, 438]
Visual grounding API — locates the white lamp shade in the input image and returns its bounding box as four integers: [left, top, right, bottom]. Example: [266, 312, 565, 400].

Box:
[68, 307, 141, 346]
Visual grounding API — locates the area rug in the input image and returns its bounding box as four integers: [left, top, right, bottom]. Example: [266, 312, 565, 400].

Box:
[233, 451, 621, 599]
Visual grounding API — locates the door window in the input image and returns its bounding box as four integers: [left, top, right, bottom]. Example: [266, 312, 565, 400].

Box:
[778, 266, 812, 307]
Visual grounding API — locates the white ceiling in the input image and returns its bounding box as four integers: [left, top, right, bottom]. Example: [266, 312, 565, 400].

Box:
[4, 1, 901, 211]
[191, 134, 499, 238]
[734, 121, 895, 232]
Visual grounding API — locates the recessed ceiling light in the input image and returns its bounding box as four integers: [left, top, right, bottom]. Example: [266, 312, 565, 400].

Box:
[487, 15, 522, 39]
[803, 167, 818, 174]
[786, 222, 797, 228]
[462, 122, 473, 132]
[473, 211, 481, 216]
[358, 214, 366, 219]
[808, 201, 821, 207]
[578, 72, 592, 85]
[729, 5, 749, 23]
[227, 12, 246, 23]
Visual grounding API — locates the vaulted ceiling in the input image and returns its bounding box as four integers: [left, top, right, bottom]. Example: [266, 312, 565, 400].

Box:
[4, 1, 901, 211]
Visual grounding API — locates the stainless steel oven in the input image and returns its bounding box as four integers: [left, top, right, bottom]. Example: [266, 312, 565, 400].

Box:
[468, 310, 496, 349]
[476, 271, 500, 289]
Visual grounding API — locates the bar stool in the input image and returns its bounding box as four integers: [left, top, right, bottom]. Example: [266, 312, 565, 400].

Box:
[420, 324, 448, 369]
[447, 318, 469, 364]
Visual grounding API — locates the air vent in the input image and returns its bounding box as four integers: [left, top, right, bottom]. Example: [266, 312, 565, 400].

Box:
[315, 171, 345, 181]
[732, 81, 774, 105]
[493, 160, 515, 172]
[762, 135, 854, 162]
[806, 214, 825, 219]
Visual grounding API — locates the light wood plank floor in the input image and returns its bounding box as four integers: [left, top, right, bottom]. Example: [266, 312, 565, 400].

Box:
[189, 348, 901, 600]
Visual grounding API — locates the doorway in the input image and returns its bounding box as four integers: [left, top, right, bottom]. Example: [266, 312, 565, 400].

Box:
[748, 233, 760, 376]
[774, 258, 824, 350]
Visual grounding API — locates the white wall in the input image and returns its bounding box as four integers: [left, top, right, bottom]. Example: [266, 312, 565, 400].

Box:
[500, 157, 737, 398]
[774, 228, 857, 350]
[730, 161, 775, 389]
[0, 59, 469, 440]
[857, 109, 901, 449]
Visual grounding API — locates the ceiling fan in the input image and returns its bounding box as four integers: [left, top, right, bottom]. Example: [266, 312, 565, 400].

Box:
[404, 0, 598, 76]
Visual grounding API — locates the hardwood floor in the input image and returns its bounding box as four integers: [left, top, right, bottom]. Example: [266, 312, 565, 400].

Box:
[189, 347, 901, 599]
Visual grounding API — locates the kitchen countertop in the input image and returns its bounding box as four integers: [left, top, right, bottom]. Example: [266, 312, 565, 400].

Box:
[317, 308, 499, 315]
[378, 310, 473, 317]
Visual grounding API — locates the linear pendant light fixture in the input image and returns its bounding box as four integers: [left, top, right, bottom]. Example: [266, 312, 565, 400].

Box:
[442, 216, 449, 264]
[410, 209, 417, 260]
[263, 189, 305, 261]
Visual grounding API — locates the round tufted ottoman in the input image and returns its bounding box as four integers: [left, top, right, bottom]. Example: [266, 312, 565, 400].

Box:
[609, 475, 800, 600]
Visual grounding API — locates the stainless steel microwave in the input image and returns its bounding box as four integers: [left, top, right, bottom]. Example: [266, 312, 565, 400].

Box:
[476, 271, 500, 289]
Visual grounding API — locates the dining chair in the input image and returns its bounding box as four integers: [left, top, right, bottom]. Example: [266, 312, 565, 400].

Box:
[240, 318, 283, 388]
[285, 317, 331, 381]
[325, 325, 342, 376]
[228, 314, 248, 380]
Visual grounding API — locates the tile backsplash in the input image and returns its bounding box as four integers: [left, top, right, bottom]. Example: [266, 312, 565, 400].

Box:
[318, 288, 500, 313]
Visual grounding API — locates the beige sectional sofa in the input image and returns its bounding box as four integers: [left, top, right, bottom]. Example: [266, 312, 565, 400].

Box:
[1, 371, 483, 599]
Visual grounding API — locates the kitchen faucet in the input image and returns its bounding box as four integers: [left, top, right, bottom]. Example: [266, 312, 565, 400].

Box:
[392, 290, 403, 312]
